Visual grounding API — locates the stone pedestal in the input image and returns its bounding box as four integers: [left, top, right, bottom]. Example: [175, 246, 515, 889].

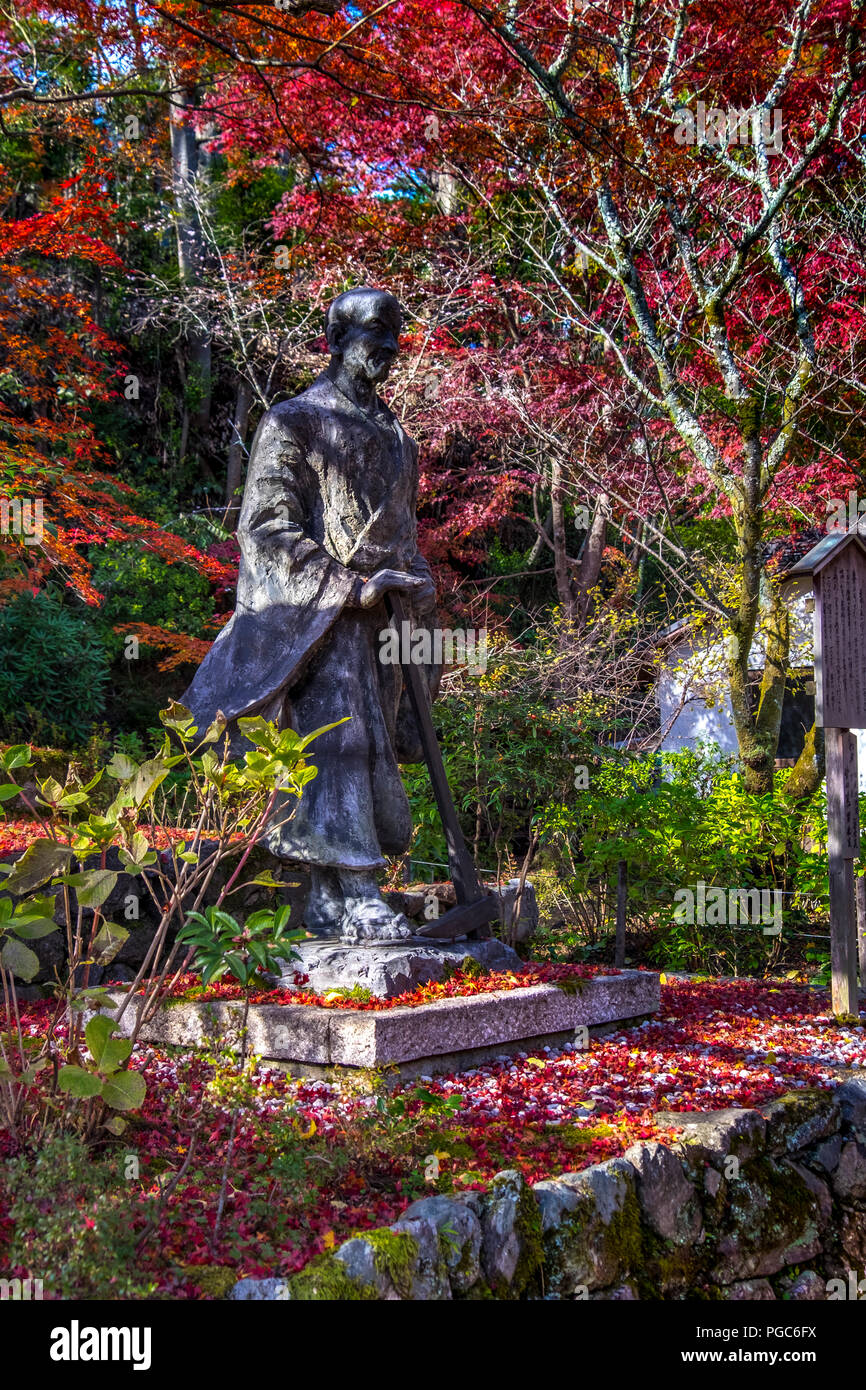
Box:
[281, 936, 522, 1000]
[98, 969, 660, 1079]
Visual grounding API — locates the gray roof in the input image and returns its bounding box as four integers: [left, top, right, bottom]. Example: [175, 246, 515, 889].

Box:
[788, 528, 866, 577]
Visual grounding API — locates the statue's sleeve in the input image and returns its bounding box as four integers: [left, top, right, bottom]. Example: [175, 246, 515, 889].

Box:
[181, 407, 358, 730]
[239, 409, 358, 605]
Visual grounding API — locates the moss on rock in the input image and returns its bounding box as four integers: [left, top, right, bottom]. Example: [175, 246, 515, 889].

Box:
[360, 1227, 422, 1299]
[288, 1251, 377, 1301]
[180, 1264, 238, 1299]
[710, 1156, 820, 1283]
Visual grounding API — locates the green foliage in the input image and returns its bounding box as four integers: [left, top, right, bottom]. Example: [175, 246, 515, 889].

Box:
[88, 541, 215, 654]
[403, 643, 601, 871]
[0, 701, 331, 1145]
[1, 1134, 155, 1298]
[57, 1015, 145, 1122]
[534, 743, 835, 974]
[0, 888, 59, 984]
[178, 903, 303, 987]
[322, 982, 373, 1002]
[0, 590, 110, 745]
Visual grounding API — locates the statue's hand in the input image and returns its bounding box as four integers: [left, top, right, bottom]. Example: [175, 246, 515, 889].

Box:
[359, 568, 430, 610]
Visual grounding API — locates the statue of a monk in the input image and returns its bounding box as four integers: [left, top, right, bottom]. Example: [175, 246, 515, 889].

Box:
[181, 287, 440, 944]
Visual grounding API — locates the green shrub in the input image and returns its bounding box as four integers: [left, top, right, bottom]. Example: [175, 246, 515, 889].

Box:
[88, 540, 215, 657]
[403, 641, 603, 872]
[0, 590, 110, 746]
[1, 1134, 155, 1299]
[535, 744, 837, 974]
[404, 645, 836, 975]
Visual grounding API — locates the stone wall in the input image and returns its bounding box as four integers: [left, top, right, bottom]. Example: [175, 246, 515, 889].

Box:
[230, 1079, 866, 1301]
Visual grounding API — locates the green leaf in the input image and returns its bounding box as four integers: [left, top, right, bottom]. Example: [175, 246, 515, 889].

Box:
[273, 904, 294, 935]
[106, 752, 138, 782]
[200, 712, 227, 744]
[69, 987, 117, 1006]
[100, 1068, 146, 1112]
[129, 759, 170, 809]
[99, 1037, 133, 1072]
[294, 717, 350, 753]
[103, 1114, 127, 1136]
[237, 715, 277, 746]
[57, 1064, 103, 1098]
[84, 1013, 114, 1065]
[20, 1059, 49, 1087]
[159, 700, 196, 735]
[0, 784, 21, 803]
[8, 918, 57, 940]
[200, 960, 228, 987]
[0, 937, 40, 981]
[2, 840, 74, 894]
[243, 871, 283, 890]
[118, 831, 157, 871]
[289, 765, 318, 790]
[61, 869, 118, 908]
[1, 744, 32, 771]
[56, 791, 90, 811]
[244, 908, 275, 933]
[91, 921, 129, 967]
[36, 776, 64, 806]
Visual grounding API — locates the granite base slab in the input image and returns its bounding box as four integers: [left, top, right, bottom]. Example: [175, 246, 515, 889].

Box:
[99, 969, 660, 1074]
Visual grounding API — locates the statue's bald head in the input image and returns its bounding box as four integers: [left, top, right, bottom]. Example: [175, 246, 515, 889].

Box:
[324, 286, 404, 385]
[325, 287, 403, 347]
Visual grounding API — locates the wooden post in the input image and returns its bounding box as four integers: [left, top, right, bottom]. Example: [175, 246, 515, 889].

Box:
[790, 532, 866, 1020]
[856, 873, 866, 992]
[825, 726, 859, 1017]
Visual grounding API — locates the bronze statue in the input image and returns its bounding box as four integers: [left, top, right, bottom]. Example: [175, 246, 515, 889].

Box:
[182, 287, 441, 943]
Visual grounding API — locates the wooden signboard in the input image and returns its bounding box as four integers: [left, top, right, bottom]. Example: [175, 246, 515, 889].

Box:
[790, 530, 866, 1018]
[811, 541, 866, 728]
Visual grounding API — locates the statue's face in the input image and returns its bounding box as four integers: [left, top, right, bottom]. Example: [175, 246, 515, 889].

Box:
[335, 297, 401, 385]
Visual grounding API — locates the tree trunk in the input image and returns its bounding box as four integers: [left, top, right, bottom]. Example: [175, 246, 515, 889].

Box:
[728, 539, 790, 795]
[573, 492, 608, 624]
[528, 503, 553, 567]
[550, 458, 573, 614]
[784, 723, 824, 803]
[223, 382, 253, 532]
[169, 82, 212, 434]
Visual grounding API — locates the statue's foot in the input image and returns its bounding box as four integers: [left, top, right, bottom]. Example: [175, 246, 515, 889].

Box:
[340, 898, 413, 945]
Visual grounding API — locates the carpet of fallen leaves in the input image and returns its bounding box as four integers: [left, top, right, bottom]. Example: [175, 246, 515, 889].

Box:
[160, 962, 618, 1010]
[3, 977, 865, 1296]
[0, 820, 209, 854]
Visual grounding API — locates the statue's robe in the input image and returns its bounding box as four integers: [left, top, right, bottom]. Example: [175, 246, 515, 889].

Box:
[181, 372, 438, 871]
